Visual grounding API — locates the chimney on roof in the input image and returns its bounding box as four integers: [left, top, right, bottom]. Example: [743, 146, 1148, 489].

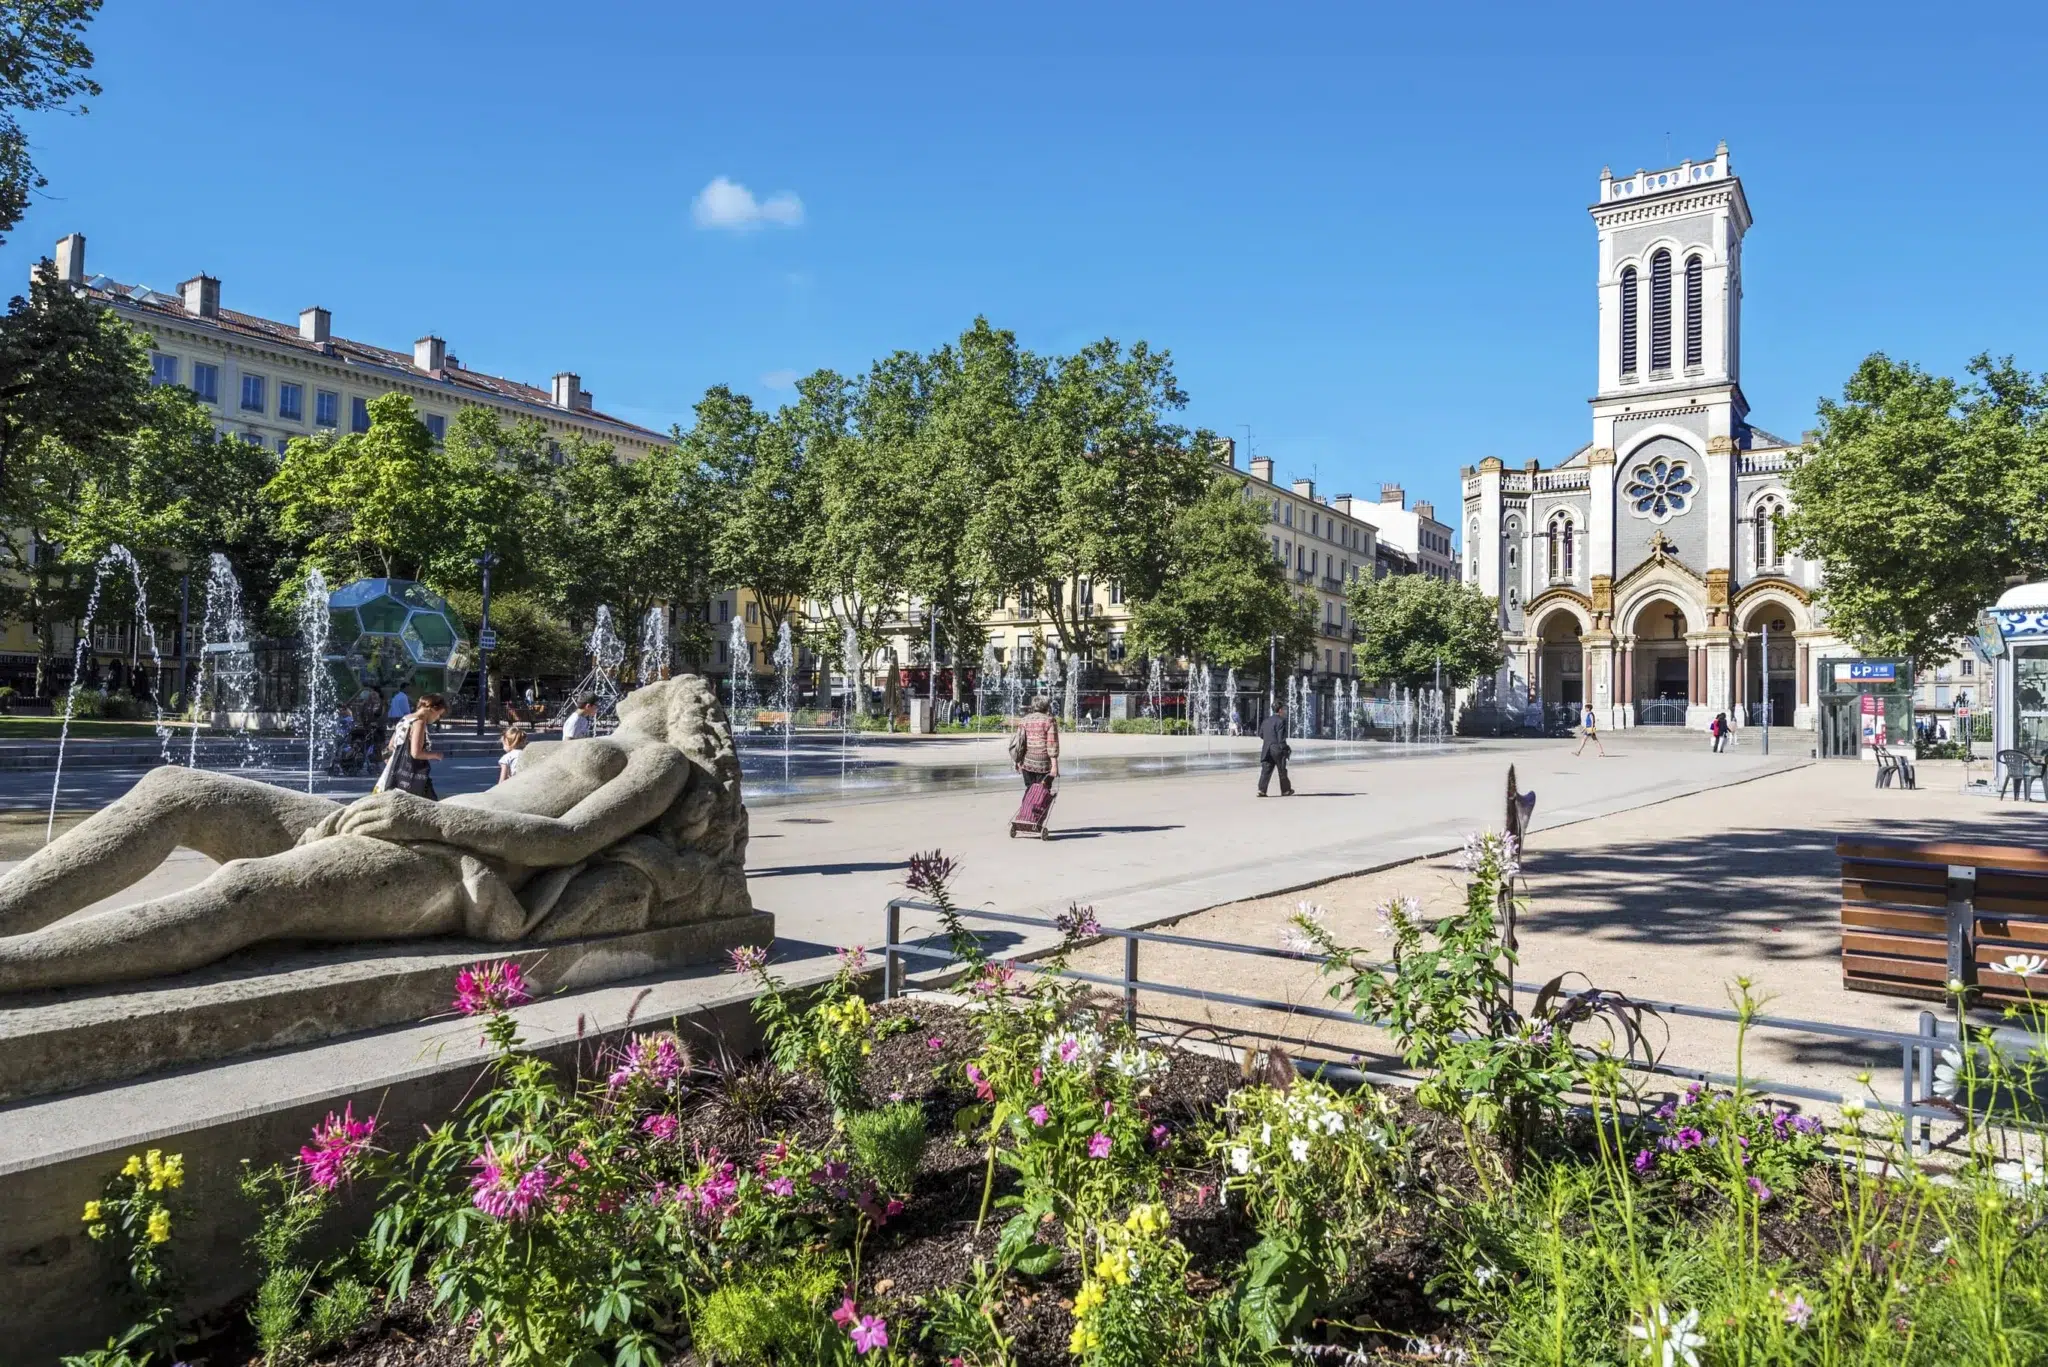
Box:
[1292, 477, 1315, 499]
[1379, 483, 1405, 507]
[179, 274, 220, 319]
[1213, 436, 1237, 468]
[299, 307, 330, 344]
[53, 233, 84, 286]
[1414, 500, 1435, 520]
[1249, 456, 1274, 484]
[552, 372, 580, 410]
[414, 335, 447, 373]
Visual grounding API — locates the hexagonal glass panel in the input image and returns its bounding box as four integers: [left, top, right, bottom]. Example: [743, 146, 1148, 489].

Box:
[409, 610, 454, 650]
[358, 593, 409, 634]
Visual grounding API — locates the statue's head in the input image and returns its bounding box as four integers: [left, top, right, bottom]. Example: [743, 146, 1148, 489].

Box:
[615, 675, 725, 750]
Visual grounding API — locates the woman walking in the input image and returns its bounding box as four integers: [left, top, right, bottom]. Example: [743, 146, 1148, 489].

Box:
[377, 692, 448, 799]
[1010, 695, 1061, 836]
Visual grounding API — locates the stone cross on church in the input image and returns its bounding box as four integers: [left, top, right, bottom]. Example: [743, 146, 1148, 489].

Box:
[1460, 145, 1842, 733]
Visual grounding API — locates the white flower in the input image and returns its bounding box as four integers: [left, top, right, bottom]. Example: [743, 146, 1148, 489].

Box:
[1999, 954, 2048, 979]
[1322, 1110, 1347, 1135]
[1628, 1305, 1703, 1367]
[1472, 1262, 1498, 1287]
[1929, 1237, 1951, 1256]
[1228, 1146, 1251, 1175]
[1934, 1046, 1963, 1100]
[1993, 1154, 2046, 1195]
[1293, 900, 1328, 928]
[1106, 1046, 1164, 1081]
[1260, 1122, 1272, 1145]
[1288, 1137, 1312, 1163]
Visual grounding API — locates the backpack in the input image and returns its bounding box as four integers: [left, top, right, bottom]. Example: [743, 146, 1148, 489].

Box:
[1007, 724, 1029, 764]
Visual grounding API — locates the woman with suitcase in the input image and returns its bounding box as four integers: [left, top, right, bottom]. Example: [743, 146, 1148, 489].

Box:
[1010, 695, 1060, 837]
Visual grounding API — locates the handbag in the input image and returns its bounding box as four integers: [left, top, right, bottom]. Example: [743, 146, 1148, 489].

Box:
[1007, 725, 1029, 764]
[371, 718, 407, 794]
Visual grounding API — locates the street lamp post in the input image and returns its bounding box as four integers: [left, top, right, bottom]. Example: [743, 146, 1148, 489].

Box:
[475, 550, 497, 736]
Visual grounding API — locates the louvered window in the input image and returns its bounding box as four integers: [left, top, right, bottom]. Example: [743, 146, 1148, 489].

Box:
[1619, 267, 1638, 375]
[1684, 255, 1704, 367]
[1649, 250, 1672, 372]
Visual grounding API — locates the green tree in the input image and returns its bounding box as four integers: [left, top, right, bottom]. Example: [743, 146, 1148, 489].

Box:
[810, 365, 917, 680]
[0, 0, 102, 244]
[264, 392, 452, 587]
[1347, 572, 1503, 689]
[1127, 476, 1309, 671]
[433, 405, 557, 594]
[686, 384, 820, 645]
[1782, 353, 2048, 663]
[440, 587, 582, 695]
[0, 261, 149, 483]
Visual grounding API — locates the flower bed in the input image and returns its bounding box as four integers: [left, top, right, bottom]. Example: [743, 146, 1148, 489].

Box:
[63, 840, 2048, 1366]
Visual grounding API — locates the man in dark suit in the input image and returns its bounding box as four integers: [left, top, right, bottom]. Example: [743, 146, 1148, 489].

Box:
[1256, 704, 1294, 797]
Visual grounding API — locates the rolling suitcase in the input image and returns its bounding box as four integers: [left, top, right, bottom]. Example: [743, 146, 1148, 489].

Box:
[1010, 776, 1056, 838]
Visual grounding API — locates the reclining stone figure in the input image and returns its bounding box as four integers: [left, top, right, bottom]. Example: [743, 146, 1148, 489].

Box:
[0, 675, 750, 994]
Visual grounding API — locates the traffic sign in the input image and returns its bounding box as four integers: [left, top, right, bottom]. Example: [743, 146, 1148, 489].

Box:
[477, 629, 498, 651]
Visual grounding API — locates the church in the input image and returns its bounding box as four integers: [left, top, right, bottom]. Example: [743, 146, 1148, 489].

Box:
[1462, 144, 1843, 734]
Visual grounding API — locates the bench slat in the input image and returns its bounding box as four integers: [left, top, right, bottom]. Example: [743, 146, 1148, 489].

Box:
[1842, 930, 1948, 961]
[1841, 905, 1947, 936]
[1842, 953, 1950, 985]
[1836, 837, 2048, 874]
[1842, 879, 1947, 910]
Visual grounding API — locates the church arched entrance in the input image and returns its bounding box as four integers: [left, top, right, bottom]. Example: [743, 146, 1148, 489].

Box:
[1628, 595, 1693, 725]
[1532, 609, 1585, 710]
[1740, 599, 1800, 727]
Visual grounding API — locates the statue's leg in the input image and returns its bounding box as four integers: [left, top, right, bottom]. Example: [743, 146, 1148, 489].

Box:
[0, 835, 464, 994]
[0, 769, 337, 936]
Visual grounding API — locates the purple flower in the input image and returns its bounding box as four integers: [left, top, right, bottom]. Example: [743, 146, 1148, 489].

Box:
[1632, 1148, 1656, 1175]
[1748, 1176, 1774, 1204]
[1151, 1124, 1171, 1150]
[1087, 1132, 1113, 1159]
[966, 1064, 994, 1102]
[971, 961, 1019, 996]
[850, 1314, 890, 1355]
[1028, 1104, 1050, 1126]
[640, 1114, 679, 1142]
[765, 1176, 794, 1198]
[832, 1297, 858, 1327]
[299, 1104, 377, 1190]
[453, 961, 531, 1016]
[469, 1141, 551, 1220]
[837, 944, 870, 972]
[1055, 903, 1102, 939]
[728, 944, 770, 975]
[607, 1032, 687, 1092]
[926, 1036, 945, 1050]
[904, 850, 958, 896]
[694, 1162, 739, 1218]
[1781, 1293, 1812, 1327]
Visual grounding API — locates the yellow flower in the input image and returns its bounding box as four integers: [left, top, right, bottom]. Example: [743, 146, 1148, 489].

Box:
[146, 1208, 171, 1244]
[1125, 1202, 1168, 1237]
[1095, 1254, 1129, 1286]
[81, 1200, 101, 1223]
[86, 1223, 107, 1242]
[1073, 1280, 1105, 1317]
[145, 1149, 182, 1191]
[121, 1155, 142, 1178]
[160, 1154, 184, 1189]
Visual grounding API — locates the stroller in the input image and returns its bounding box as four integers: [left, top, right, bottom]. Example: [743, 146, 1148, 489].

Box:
[330, 721, 374, 776]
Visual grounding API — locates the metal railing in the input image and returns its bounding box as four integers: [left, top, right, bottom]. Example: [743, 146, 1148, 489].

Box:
[878, 898, 2023, 1154]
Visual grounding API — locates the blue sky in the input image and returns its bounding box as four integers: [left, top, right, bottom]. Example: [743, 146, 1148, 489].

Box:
[5, 2, 2044, 528]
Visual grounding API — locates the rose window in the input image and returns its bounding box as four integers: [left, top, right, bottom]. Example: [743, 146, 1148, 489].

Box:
[1624, 458, 1694, 523]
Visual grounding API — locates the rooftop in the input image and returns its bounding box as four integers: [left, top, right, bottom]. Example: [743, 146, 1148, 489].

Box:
[1597, 142, 1733, 206]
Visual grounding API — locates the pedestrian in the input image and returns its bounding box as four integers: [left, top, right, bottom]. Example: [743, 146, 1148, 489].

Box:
[1710, 711, 1729, 753]
[1256, 704, 1294, 796]
[1014, 694, 1060, 790]
[387, 683, 411, 722]
[497, 723, 530, 784]
[375, 692, 447, 799]
[562, 693, 600, 740]
[1574, 702, 1607, 757]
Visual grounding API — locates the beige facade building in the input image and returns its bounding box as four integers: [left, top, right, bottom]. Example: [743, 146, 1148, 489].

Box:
[48, 233, 668, 460]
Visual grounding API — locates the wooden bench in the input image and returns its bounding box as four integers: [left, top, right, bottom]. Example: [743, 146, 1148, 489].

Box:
[1839, 837, 2048, 1004]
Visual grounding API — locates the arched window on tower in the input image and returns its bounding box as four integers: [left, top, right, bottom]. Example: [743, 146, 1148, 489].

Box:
[1649, 249, 1673, 372]
[1684, 255, 1704, 368]
[1505, 517, 1520, 575]
[1752, 497, 1785, 572]
[1547, 512, 1575, 582]
[1619, 267, 1638, 376]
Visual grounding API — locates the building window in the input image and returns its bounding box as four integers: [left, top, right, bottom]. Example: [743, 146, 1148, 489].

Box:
[350, 396, 370, 433]
[745, 601, 758, 624]
[191, 362, 220, 404]
[1108, 582, 1123, 605]
[275, 436, 290, 455]
[1619, 266, 1638, 375]
[1020, 585, 1034, 613]
[1625, 458, 1694, 523]
[240, 373, 266, 413]
[1961, 658, 1973, 677]
[425, 414, 446, 443]
[315, 389, 339, 427]
[1649, 249, 1673, 372]
[1684, 255, 1704, 367]
[1752, 497, 1784, 570]
[1284, 505, 1293, 527]
[1547, 512, 1575, 581]
[277, 382, 303, 422]
[149, 352, 178, 386]
[241, 432, 263, 447]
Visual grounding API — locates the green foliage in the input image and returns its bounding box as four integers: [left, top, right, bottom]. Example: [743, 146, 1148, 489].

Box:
[844, 1101, 929, 1195]
[1347, 570, 1503, 688]
[1067, 1203, 1205, 1363]
[0, 0, 102, 244]
[440, 587, 582, 681]
[689, 1256, 838, 1366]
[1784, 354, 2048, 663]
[737, 947, 876, 1114]
[687, 383, 821, 645]
[64, 1149, 186, 1366]
[1127, 476, 1307, 669]
[1108, 716, 1192, 734]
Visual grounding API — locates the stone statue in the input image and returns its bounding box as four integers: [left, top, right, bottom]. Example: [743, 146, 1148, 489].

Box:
[0, 676, 751, 995]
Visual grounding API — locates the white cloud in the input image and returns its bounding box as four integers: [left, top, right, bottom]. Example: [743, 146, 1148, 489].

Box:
[760, 369, 799, 389]
[692, 176, 804, 231]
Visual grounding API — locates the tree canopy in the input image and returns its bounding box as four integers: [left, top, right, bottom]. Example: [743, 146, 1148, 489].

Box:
[1127, 476, 1312, 671]
[0, 0, 101, 243]
[1783, 353, 2048, 663]
[1347, 573, 1502, 689]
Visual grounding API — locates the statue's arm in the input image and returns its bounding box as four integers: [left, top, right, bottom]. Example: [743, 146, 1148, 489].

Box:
[326, 750, 690, 866]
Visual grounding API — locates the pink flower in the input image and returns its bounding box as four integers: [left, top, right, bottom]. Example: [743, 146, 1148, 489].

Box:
[1058, 1038, 1081, 1064]
[904, 850, 959, 896]
[728, 944, 769, 975]
[926, 1036, 945, 1050]
[965, 1064, 994, 1102]
[765, 1176, 795, 1198]
[453, 961, 531, 1016]
[694, 1162, 739, 1218]
[607, 1033, 686, 1092]
[1087, 1132, 1113, 1159]
[850, 1314, 890, 1355]
[1028, 1104, 1049, 1126]
[469, 1140, 552, 1220]
[832, 1297, 859, 1328]
[566, 1148, 591, 1171]
[640, 1114, 679, 1142]
[1032, 1066, 1044, 1086]
[299, 1104, 377, 1190]
[1151, 1124, 1171, 1149]
[837, 944, 870, 972]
